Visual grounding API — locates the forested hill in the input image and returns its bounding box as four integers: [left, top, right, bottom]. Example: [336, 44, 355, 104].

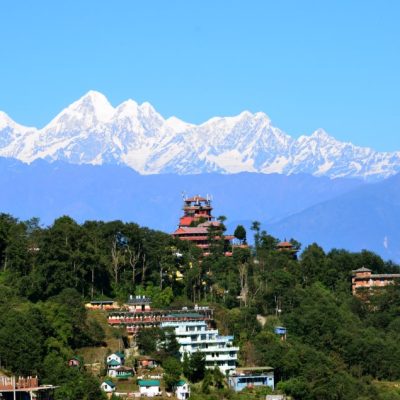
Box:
[1, 213, 400, 399]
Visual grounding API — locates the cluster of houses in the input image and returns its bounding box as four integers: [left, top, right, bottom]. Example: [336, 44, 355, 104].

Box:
[100, 350, 190, 399]
[98, 194, 360, 397]
[97, 294, 278, 398]
[101, 378, 190, 399]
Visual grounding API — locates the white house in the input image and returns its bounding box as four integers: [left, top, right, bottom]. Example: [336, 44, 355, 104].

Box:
[175, 380, 190, 400]
[107, 352, 125, 365]
[161, 320, 239, 374]
[100, 380, 116, 393]
[138, 379, 161, 397]
[107, 358, 122, 377]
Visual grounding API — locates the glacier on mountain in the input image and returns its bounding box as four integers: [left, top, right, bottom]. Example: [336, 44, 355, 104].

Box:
[0, 90, 399, 180]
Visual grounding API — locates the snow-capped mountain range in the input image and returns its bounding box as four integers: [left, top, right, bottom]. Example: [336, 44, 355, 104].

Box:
[1, 90, 399, 179]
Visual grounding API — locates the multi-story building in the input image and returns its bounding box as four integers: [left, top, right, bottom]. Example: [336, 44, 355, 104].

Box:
[352, 267, 400, 295]
[108, 297, 213, 337]
[161, 320, 239, 375]
[172, 195, 234, 256]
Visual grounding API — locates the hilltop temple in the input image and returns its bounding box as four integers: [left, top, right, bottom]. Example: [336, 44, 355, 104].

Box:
[172, 195, 234, 256]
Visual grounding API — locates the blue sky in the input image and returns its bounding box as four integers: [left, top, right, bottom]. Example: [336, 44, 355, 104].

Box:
[0, 0, 399, 151]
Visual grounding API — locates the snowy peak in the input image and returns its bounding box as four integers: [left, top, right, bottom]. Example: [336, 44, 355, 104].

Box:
[77, 90, 115, 121]
[116, 99, 139, 116]
[0, 111, 16, 129]
[0, 90, 399, 180]
[165, 116, 194, 132]
[311, 128, 330, 138]
[44, 90, 115, 132]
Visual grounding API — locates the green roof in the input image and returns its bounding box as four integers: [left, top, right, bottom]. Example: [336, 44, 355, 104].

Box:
[104, 380, 115, 388]
[177, 380, 187, 386]
[138, 379, 160, 387]
[107, 360, 121, 366]
[115, 351, 125, 358]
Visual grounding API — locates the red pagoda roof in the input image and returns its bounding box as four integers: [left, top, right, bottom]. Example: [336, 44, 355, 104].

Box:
[179, 216, 193, 226]
[198, 221, 219, 227]
[174, 227, 209, 235]
[277, 241, 293, 248]
[185, 196, 208, 202]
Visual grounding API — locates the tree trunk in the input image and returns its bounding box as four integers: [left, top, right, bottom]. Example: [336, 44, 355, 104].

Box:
[141, 254, 147, 283]
[127, 246, 141, 287]
[111, 238, 120, 286]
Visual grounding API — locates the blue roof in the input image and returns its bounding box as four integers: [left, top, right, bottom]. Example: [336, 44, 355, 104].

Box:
[104, 380, 115, 388]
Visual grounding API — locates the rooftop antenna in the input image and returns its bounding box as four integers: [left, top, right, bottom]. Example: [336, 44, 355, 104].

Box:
[181, 191, 187, 201]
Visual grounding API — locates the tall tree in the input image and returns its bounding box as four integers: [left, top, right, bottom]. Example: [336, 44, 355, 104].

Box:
[234, 224, 247, 244]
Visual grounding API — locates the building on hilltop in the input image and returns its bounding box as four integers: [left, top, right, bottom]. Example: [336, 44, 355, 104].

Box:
[172, 195, 234, 256]
[352, 267, 400, 295]
[160, 319, 239, 375]
[276, 240, 299, 258]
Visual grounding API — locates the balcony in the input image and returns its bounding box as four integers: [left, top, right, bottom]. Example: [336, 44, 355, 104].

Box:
[205, 354, 238, 362]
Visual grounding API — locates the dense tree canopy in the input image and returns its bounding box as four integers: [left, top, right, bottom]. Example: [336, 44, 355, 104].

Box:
[0, 213, 400, 399]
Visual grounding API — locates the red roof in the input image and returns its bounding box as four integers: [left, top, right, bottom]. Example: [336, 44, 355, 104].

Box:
[179, 216, 193, 226]
[198, 221, 220, 227]
[173, 227, 188, 234]
[178, 236, 209, 241]
[185, 196, 208, 202]
[277, 241, 293, 248]
[174, 227, 209, 234]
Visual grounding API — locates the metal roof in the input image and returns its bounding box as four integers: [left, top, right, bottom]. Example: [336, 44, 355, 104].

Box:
[138, 379, 160, 387]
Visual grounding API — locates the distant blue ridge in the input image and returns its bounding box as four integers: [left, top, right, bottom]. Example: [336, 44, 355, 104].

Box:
[2, 157, 397, 261]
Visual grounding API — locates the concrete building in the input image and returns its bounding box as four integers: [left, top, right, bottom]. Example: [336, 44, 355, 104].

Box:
[137, 379, 161, 397]
[100, 380, 116, 393]
[175, 380, 190, 400]
[126, 295, 152, 312]
[108, 298, 212, 337]
[352, 267, 400, 295]
[0, 375, 57, 400]
[228, 367, 274, 392]
[161, 320, 239, 374]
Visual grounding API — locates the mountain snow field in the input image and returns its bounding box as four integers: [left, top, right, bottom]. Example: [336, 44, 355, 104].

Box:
[1, 90, 399, 180]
